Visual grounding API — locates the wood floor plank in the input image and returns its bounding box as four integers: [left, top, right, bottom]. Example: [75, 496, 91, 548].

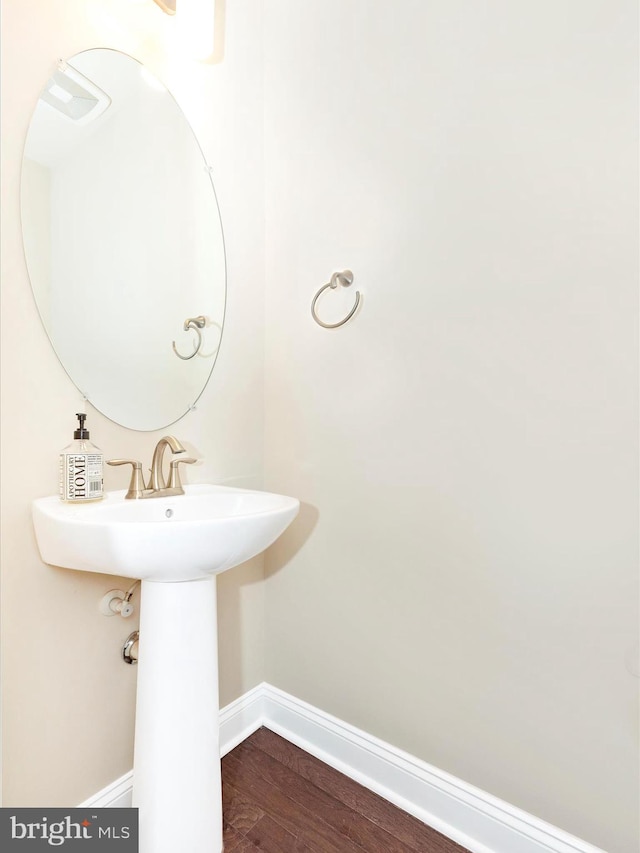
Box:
[222, 780, 265, 835]
[245, 813, 315, 852]
[222, 823, 261, 852]
[222, 727, 472, 853]
[241, 728, 470, 853]
[225, 739, 419, 853]
[223, 749, 371, 852]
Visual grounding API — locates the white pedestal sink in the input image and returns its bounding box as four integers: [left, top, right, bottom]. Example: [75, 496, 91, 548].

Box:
[32, 484, 299, 853]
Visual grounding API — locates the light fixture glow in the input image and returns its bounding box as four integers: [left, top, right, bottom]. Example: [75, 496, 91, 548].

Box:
[153, 0, 215, 61]
[179, 0, 215, 60]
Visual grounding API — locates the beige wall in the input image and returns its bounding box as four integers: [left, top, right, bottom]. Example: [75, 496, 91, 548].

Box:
[262, 2, 639, 852]
[0, 0, 265, 806]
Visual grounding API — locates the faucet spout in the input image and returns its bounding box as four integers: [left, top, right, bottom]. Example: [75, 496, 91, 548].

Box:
[149, 435, 186, 491]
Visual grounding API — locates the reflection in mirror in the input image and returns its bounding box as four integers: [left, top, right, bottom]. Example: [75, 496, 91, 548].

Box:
[21, 49, 226, 431]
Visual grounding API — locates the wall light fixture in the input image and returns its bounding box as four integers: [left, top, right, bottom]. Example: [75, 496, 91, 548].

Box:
[153, 0, 176, 13]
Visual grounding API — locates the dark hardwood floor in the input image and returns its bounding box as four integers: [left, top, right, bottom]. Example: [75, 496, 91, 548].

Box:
[221, 727, 470, 852]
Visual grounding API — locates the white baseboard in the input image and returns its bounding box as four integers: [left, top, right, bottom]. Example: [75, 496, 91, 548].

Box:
[77, 770, 133, 809]
[80, 682, 605, 853]
[219, 682, 265, 756]
[257, 685, 606, 853]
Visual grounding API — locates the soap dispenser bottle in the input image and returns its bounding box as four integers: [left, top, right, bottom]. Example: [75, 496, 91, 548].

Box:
[59, 413, 104, 502]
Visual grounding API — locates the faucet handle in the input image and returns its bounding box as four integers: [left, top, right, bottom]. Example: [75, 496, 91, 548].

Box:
[168, 457, 197, 492]
[107, 459, 147, 499]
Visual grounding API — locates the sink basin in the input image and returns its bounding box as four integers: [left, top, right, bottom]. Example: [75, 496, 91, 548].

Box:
[32, 483, 300, 582]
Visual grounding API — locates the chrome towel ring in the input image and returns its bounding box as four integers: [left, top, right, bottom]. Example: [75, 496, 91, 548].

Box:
[311, 270, 361, 329]
[172, 315, 206, 360]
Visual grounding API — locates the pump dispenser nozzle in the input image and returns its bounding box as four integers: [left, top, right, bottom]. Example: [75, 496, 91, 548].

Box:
[74, 412, 90, 440]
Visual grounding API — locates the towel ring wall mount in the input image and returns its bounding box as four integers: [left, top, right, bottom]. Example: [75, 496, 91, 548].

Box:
[311, 270, 361, 329]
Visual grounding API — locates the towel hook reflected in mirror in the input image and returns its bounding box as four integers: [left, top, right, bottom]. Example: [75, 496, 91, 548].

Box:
[173, 315, 206, 360]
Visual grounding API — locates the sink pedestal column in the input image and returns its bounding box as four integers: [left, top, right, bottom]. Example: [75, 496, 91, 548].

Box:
[133, 577, 222, 853]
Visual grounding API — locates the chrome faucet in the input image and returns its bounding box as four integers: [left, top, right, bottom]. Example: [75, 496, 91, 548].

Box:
[107, 435, 196, 499]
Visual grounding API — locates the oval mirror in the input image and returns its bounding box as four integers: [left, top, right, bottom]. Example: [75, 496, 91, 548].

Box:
[21, 48, 226, 431]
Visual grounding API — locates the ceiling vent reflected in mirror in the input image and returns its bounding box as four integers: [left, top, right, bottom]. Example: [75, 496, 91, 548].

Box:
[41, 63, 111, 125]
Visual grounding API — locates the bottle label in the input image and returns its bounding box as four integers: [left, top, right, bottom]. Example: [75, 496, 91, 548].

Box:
[59, 453, 104, 501]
